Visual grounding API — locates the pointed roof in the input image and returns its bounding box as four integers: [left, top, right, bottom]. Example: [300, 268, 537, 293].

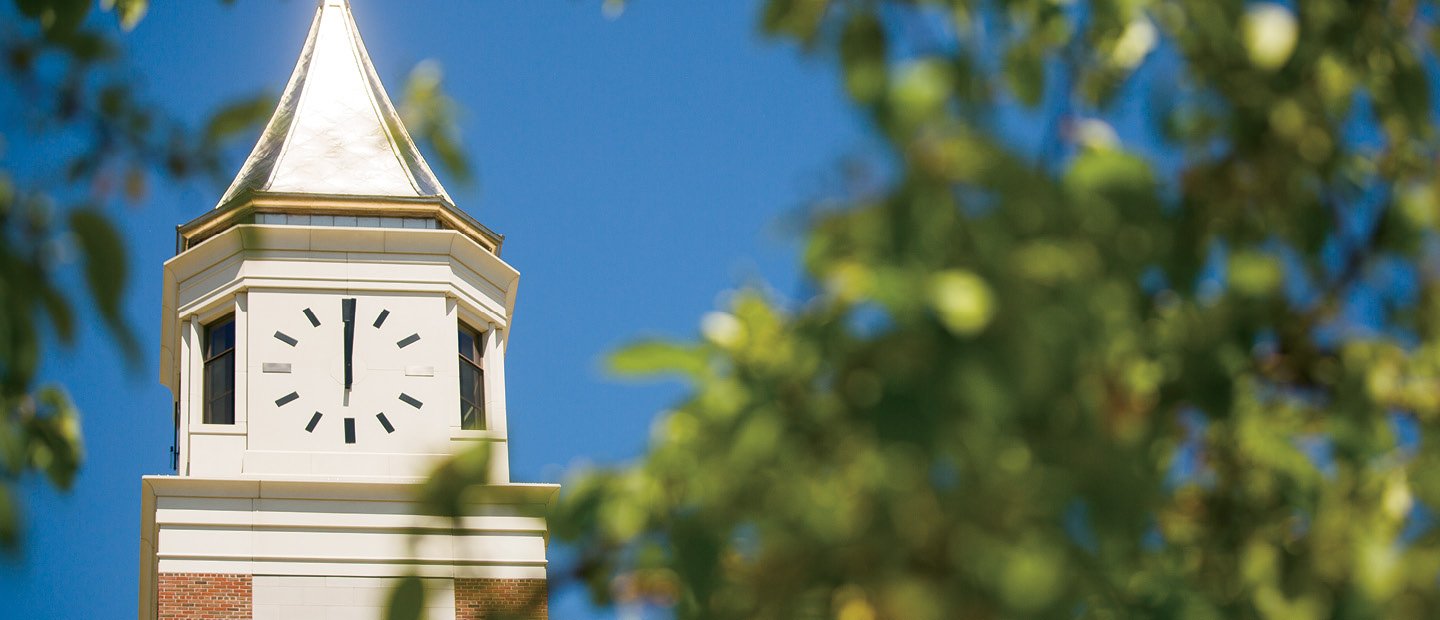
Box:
[216, 0, 452, 209]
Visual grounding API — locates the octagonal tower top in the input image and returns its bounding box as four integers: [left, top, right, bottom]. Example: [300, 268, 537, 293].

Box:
[179, 0, 500, 253]
[219, 0, 448, 208]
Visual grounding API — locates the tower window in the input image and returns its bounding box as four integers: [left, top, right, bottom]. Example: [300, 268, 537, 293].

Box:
[458, 324, 486, 430]
[203, 317, 236, 425]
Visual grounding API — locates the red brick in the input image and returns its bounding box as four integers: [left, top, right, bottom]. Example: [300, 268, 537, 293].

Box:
[157, 573, 252, 619]
[455, 578, 548, 619]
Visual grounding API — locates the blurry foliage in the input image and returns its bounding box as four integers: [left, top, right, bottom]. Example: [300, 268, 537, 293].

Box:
[404, 0, 1440, 618]
[401, 60, 474, 187]
[0, 0, 227, 551]
[0, 0, 468, 553]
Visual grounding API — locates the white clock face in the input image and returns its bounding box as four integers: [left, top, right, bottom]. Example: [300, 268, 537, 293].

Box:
[248, 292, 452, 453]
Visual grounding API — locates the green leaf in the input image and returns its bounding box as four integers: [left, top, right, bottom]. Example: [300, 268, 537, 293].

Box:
[202, 93, 276, 147]
[1063, 149, 1157, 216]
[607, 340, 708, 378]
[417, 443, 491, 519]
[840, 13, 887, 104]
[101, 0, 148, 30]
[927, 270, 996, 336]
[16, 0, 90, 36]
[13, 0, 46, 18]
[1003, 43, 1045, 107]
[385, 575, 425, 620]
[68, 208, 137, 359]
[0, 486, 16, 551]
[1392, 58, 1429, 133]
[889, 59, 955, 126]
[1227, 250, 1283, 297]
[37, 281, 74, 344]
[760, 0, 830, 44]
[400, 61, 474, 185]
[57, 31, 117, 63]
[28, 386, 83, 490]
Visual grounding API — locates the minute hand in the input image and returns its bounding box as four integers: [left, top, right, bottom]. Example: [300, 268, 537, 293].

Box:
[341, 298, 356, 390]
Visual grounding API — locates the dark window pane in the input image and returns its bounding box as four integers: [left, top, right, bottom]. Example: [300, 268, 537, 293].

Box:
[458, 323, 485, 430]
[458, 328, 475, 361]
[459, 362, 485, 430]
[206, 394, 234, 425]
[203, 316, 236, 425]
[204, 351, 235, 424]
[207, 319, 235, 358]
[205, 351, 231, 384]
[460, 363, 482, 404]
[460, 402, 481, 431]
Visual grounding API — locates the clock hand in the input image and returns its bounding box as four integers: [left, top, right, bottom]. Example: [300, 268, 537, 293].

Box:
[342, 298, 356, 391]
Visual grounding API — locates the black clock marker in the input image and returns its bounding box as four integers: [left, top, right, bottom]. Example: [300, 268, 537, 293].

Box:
[399, 393, 423, 409]
[343, 418, 356, 444]
[274, 331, 298, 347]
[342, 298, 356, 390]
[303, 308, 321, 327]
[376, 413, 395, 433]
[373, 309, 390, 328]
[305, 412, 323, 433]
[397, 333, 420, 348]
[275, 392, 300, 407]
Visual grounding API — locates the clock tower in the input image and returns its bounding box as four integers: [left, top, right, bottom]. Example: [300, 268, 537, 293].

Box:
[139, 1, 556, 618]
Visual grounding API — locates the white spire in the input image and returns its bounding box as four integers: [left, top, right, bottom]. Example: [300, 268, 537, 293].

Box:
[216, 0, 453, 209]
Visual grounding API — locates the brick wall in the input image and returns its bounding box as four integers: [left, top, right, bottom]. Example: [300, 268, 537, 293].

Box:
[157, 573, 252, 619]
[154, 573, 544, 618]
[456, 578, 548, 619]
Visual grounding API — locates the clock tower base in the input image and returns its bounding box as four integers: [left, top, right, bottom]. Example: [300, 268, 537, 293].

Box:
[140, 477, 557, 619]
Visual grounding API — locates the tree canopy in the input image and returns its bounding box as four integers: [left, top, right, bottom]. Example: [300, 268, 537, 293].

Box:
[1, 0, 194, 548]
[417, 1, 1440, 618]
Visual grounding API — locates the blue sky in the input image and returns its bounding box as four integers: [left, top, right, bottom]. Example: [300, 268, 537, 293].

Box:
[0, 1, 867, 617]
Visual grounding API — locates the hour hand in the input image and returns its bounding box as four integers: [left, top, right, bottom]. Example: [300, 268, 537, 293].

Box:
[342, 298, 356, 390]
